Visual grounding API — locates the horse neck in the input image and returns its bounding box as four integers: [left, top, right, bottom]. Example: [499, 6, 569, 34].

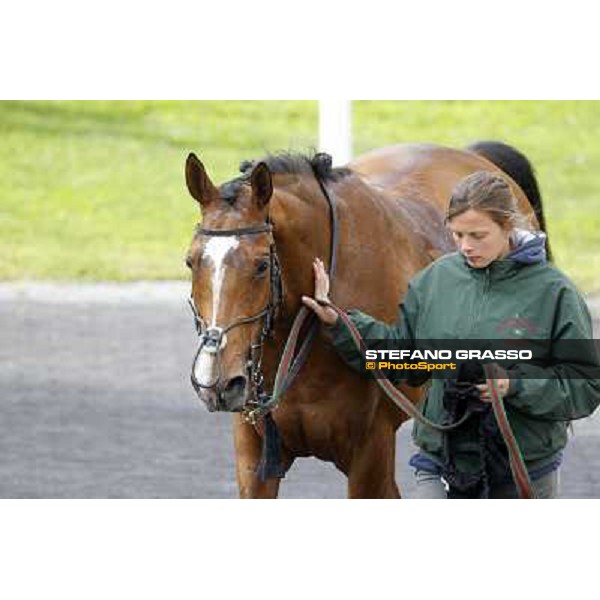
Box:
[270, 173, 334, 319]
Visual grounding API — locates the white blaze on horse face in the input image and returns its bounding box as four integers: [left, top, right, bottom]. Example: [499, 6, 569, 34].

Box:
[193, 235, 239, 387]
[204, 236, 239, 328]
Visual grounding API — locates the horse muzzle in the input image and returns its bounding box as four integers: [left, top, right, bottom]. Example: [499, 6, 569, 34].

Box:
[191, 346, 249, 412]
[192, 377, 248, 412]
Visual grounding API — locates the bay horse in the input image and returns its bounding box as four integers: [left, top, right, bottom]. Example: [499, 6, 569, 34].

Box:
[184, 141, 546, 498]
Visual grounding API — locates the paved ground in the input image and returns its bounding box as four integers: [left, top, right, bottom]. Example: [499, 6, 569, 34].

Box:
[1, 282, 599, 498]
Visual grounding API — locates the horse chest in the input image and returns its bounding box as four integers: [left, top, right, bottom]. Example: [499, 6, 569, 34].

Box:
[275, 396, 374, 462]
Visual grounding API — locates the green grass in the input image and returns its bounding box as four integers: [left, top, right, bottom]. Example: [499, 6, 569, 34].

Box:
[1, 100, 598, 292]
[0, 101, 317, 281]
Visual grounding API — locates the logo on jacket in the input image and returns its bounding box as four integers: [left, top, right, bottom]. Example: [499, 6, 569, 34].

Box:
[496, 314, 538, 338]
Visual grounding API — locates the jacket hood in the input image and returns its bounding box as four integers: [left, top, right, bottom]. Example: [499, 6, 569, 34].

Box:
[507, 229, 547, 264]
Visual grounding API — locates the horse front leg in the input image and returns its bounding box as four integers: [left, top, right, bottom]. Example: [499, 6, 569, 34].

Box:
[346, 425, 400, 499]
[232, 414, 291, 499]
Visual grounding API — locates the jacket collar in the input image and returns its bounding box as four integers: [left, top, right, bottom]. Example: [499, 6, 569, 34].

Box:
[506, 229, 547, 264]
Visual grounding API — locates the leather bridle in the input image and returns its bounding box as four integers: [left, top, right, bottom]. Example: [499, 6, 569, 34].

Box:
[188, 221, 283, 400]
[188, 156, 340, 422]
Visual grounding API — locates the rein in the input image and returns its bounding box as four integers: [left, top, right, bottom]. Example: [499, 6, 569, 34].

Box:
[247, 302, 535, 499]
[241, 167, 340, 421]
[485, 364, 535, 498]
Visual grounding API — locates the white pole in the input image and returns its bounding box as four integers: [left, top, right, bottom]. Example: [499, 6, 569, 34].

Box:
[318, 100, 352, 166]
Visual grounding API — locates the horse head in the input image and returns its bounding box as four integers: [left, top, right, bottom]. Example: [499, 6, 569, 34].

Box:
[184, 153, 281, 413]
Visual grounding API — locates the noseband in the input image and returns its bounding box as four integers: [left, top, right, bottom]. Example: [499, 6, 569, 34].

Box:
[188, 222, 283, 399]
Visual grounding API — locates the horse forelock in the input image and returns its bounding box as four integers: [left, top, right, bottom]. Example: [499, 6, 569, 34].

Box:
[219, 177, 248, 206]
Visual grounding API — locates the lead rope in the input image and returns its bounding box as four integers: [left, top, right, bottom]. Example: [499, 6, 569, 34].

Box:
[247, 304, 471, 431]
[249, 303, 535, 498]
[275, 162, 340, 395]
[484, 364, 536, 499]
[245, 305, 313, 423]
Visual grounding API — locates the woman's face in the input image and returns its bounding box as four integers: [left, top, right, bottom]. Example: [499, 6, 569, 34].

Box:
[448, 209, 511, 269]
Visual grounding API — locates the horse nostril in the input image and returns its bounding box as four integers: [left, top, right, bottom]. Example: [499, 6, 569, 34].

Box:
[223, 376, 247, 399]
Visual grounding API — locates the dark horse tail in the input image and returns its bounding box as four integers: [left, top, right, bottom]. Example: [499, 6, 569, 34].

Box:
[467, 140, 552, 261]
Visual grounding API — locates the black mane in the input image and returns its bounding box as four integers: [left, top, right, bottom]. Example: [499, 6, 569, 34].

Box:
[219, 151, 353, 205]
[253, 151, 353, 182]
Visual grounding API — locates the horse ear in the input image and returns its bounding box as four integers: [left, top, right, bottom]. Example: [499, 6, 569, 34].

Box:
[185, 153, 219, 207]
[250, 162, 273, 208]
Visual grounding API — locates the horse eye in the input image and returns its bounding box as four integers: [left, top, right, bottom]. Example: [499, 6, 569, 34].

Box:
[185, 255, 193, 269]
[255, 259, 269, 276]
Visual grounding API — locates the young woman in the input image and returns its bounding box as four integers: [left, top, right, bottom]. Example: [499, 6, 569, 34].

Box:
[302, 171, 600, 499]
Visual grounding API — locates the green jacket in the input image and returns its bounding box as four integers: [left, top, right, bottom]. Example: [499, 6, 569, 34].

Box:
[327, 250, 600, 472]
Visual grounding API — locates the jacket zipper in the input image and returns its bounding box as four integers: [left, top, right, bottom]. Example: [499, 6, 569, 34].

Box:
[471, 267, 491, 336]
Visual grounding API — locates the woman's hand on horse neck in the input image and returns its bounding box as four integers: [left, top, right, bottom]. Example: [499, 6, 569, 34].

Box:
[302, 258, 339, 326]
